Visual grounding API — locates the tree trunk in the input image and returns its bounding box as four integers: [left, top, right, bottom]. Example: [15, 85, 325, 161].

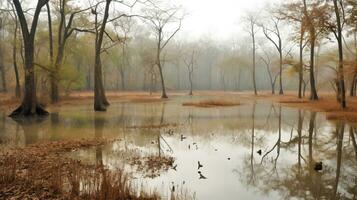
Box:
[303, 0, 318, 100]
[157, 61, 167, 98]
[252, 25, 257, 95]
[13, 16, 21, 98]
[298, 25, 304, 99]
[94, 0, 110, 111]
[51, 46, 64, 103]
[350, 75, 356, 97]
[309, 39, 318, 100]
[10, 42, 48, 117]
[279, 50, 283, 95]
[50, 0, 65, 103]
[189, 70, 193, 96]
[46, 2, 55, 103]
[120, 44, 126, 91]
[336, 79, 341, 102]
[0, 19, 7, 93]
[333, 0, 346, 108]
[10, 0, 49, 117]
[157, 33, 167, 98]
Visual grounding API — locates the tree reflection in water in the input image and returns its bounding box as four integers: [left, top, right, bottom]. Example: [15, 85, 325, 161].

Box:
[238, 107, 357, 199]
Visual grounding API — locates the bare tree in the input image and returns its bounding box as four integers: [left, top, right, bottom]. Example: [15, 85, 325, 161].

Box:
[91, 0, 140, 111]
[10, 0, 50, 117]
[261, 18, 284, 95]
[143, 2, 183, 98]
[183, 49, 196, 96]
[244, 13, 259, 95]
[260, 50, 279, 94]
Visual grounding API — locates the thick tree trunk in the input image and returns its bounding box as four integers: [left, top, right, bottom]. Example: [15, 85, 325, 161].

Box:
[10, 42, 48, 117]
[93, 0, 110, 111]
[10, 0, 49, 117]
[94, 51, 109, 111]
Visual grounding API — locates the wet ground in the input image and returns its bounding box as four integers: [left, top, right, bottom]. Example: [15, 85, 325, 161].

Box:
[0, 95, 356, 200]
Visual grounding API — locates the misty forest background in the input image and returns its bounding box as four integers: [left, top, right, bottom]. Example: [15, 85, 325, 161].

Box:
[0, 0, 357, 115]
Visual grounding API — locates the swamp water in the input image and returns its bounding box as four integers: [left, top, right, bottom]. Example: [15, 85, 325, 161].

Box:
[0, 96, 356, 200]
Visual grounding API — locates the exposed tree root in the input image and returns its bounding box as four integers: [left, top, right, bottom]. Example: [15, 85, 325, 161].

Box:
[9, 105, 49, 118]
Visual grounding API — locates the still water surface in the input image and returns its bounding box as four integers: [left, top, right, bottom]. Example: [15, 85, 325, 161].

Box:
[0, 96, 356, 200]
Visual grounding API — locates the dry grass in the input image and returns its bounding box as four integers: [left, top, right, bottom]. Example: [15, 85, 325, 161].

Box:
[182, 100, 241, 108]
[0, 139, 170, 199]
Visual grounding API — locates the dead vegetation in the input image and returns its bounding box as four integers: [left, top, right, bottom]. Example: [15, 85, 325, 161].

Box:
[129, 155, 174, 178]
[182, 99, 241, 108]
[0, 139, 171, 199]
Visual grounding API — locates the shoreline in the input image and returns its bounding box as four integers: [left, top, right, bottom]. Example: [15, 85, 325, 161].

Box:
[1, 90, 357, 123]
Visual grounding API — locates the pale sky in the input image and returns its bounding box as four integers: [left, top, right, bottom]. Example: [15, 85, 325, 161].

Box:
[176, 0, 278, 40]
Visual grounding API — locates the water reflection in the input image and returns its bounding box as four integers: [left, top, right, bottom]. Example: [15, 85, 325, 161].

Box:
[0, 97, 356, 200]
